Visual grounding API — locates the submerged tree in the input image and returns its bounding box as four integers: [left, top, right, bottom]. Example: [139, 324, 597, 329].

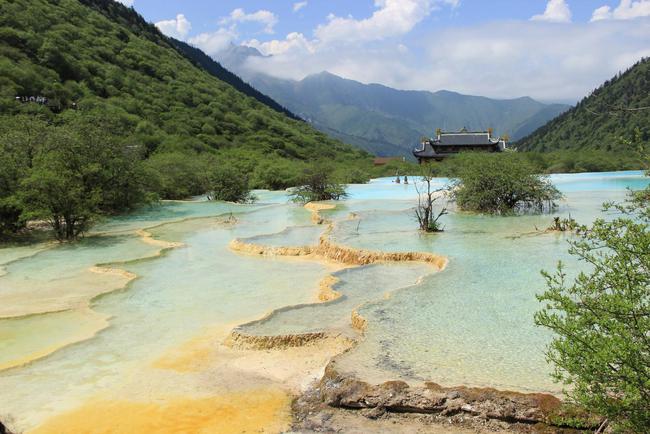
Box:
[290, 161, 348, 203]
[19, 126, 101, 240]
[450, 152, 562, 214]
[535, 187, 650, 432]
[206, 165, 256, 203]
[18, 116, 151, 241]
[414, 164, 447, 232]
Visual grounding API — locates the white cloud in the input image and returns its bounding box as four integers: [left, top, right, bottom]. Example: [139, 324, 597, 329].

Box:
[244, 0, 448, 56]
[591, 5, 613, 21]
[293, 1, 308, 12]
[314, 0, 436, 44]
[591, 0, 650, 21]
[155, 14, 192, 39]
[412, 20, 650, 100]
[246, 32, 315, 56]
[116, 0, 134, 6]
[241, 18, 650, 102]
[221, 8, 278, 34]
[251, 0, 458, 54]
[189, 28, 238, 56]
[531, 0, 572, 23]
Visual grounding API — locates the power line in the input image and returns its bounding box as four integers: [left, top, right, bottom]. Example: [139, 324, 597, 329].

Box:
[584, 104, 650, 116]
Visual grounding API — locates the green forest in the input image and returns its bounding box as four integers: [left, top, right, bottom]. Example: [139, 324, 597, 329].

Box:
[0, 0, 376, 238]
[517, 57, 650, 154]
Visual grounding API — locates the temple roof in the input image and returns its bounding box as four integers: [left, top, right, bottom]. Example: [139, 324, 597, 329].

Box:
[413, 129, 505, 159]
[437, 132, 497, 146]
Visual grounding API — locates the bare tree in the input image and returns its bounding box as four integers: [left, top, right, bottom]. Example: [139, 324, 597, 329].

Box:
[414, 165, 447, 232]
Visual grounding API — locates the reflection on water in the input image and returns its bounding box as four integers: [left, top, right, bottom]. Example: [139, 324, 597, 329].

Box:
[0, 172, 647, 431]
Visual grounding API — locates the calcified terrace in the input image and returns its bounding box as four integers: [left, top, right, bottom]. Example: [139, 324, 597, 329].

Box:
[0, 173, 647, 433]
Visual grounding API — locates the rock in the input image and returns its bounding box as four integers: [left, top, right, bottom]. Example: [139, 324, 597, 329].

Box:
[461, 403, 477, 414]
[445, 390, 461, 400]
[0, 420, 11, 434]
[361, 406, 386, 419]
[317, 362, 571, 427]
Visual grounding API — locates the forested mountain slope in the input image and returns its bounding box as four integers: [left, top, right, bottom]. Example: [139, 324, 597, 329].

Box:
[0, 0, 376, 239]
[217, 46, 570, 157]
[169, 38, 298, 120]
[517, 57, 650, 152]
[0, 0, 368, 170]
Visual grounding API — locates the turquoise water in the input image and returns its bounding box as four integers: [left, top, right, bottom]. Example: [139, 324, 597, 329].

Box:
[0, 198, 324, 431]
[238, 224, 325, 248]
[332, 172, 648, 392]
[0, 172, 647, 431]
[241, 263, 433, 338]
[0, 234, 162, 317]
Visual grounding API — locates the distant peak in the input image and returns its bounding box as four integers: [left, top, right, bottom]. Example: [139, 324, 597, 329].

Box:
[308, 70, 338, 79]
[221, 43, 265, 58]
[301, 70, 345, 83]
[514, 96, 536, 103]
[431, 89, 464, 98]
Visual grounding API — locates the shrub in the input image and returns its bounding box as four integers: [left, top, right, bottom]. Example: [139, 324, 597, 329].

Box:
[535, 188, 650, 432]
[451, 152, 562, 214]
[144, 152, 208, 200]
[206, 165, 255, 203]
[290, 162, 348, 203]
[251, 159, 304, 190]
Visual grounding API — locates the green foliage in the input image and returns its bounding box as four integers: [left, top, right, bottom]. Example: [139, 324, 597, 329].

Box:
[143, 152, 208, 200]
[535, 191, 650, 432]
[290, 162, 348, 203]
[206, 165, 255, 203]
[0, 0, 376, 239]
[250, 159, 305, 190]
[522, 148, 644, 174]
[546, 403, 601, 430]
[0, 0, 371, 174]
[547, 216, 579, 232]
[11, 115, 152, 240]
[450, 153, 562, 214]
[341, 167, 371, 184]
[169, 38, 298, 120]
[518, 57, 650, 156]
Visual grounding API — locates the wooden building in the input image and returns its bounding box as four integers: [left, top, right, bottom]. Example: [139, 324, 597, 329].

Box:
[413, 128, 507, 163]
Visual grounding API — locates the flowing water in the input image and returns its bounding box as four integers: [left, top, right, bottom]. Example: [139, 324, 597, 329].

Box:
[0, 171, 647, 432]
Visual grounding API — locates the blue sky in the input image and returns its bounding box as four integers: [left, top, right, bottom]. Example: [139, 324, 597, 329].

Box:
[120, 1, 650, 102]
[126, 1, 626, 36]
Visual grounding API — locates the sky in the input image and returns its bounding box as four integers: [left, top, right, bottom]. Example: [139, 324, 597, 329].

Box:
[119, 0, 650, 103]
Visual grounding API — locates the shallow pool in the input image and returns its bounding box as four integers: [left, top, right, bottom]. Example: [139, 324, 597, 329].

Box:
[0, 171, 647, 431]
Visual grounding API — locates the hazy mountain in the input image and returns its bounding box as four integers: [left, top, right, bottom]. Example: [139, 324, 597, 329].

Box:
[517, 57, 650, 152]
[217, 45, 570, 156]
[170, 39, 298, 120]
[217, 44, 267, 73]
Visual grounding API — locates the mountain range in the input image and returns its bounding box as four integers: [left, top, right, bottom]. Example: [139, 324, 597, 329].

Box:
[217, 45, 570, 157]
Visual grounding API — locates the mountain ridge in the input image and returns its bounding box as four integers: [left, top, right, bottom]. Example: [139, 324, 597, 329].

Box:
[517, 57, 650, 152]
[215, 45, 571, 157]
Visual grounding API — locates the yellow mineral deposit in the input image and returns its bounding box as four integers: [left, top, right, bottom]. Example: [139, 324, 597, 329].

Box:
[304, 202, 336, 224]
[317, 275, 341, 301]
[29, 391, 292, 434]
